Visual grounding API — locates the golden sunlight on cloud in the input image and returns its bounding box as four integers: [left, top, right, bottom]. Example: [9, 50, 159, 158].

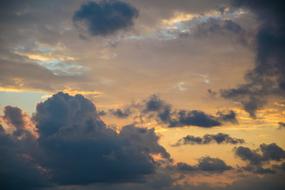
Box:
[15, 52, 75, 62]
[0, 87, 26, 93]
[62, 88, 103, 96]
[161, 12, 197, 26]
[0, 112, 38, 138]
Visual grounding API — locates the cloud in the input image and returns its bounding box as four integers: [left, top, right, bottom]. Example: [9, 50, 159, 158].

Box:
[192, 18, 245, 38]
[174, 133, 244, 146]
[221, 0, 285, 117]
[109, 108, 132, 118]
[172, 110, 222, 128]
[73, 0, 138, 36]
[0, 125, 47, 190]
[1, 106, 36, 138]
[1, 93, 284, 190]
[34, 92, 170, 184]
[235, 143, 285, 164]
[1, 92, 171, 188]
[216, 110, 238, 124]
[142, 95, 222, 128]
[260, 143, 285, 161]
[176, 156, 232, 173]
[3, 106, 24, 129]
[235, 146, 263, 165]
[235, 143, 285, 174]
[107, 95, 238, 128]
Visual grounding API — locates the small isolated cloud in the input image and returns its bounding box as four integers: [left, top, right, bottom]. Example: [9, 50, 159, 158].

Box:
[176, 156, 232, 173]
[73, 0, 138, 36]
[174, 133, 245, 146]
[109, 108, 132, 118]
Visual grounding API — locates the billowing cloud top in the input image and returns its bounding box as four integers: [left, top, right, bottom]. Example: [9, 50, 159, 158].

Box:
[1, 92, 171, 189]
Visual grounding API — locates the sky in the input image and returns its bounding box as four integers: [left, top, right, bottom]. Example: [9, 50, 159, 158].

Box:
[0, 0, 285, 190]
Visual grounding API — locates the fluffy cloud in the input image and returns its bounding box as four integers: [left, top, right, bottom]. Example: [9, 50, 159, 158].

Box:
[0, 92, 171, 188]
[174, 133, 244, 146]
[73, 0, 138, 36]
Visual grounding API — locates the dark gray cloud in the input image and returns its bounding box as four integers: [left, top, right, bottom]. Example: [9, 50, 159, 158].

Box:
[216, 110, 238, 124]
[176, 156, 232, 173]
[235, 143, 285, 164]
[73, 0, 138, 36]
[34, 92, 170, 184]
[235, 143, 285, 174]
[109, 108, 132, 118]
[1, 92, 171, 188]
[0, 125, 48, 190]
[221, 0, 285, 117]
[235, 146, 263, 165]
[172, 110, 222, 128]
[142, 95, 222, 128]
[100, 95, 236, 128]
[3, 106, 24, 128]
[143, 95, 171, 113]
[260, 143, 285, 161]
[174, 133, 244, 146]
